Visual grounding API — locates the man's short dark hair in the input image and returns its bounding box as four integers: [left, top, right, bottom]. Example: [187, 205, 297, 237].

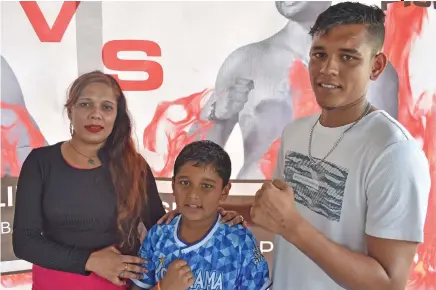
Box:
[173, 140, 232, 187]
[309, 1, 386, 53]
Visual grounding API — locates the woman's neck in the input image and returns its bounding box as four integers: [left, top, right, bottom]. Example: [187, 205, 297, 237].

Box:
[69, 137, 103, 157]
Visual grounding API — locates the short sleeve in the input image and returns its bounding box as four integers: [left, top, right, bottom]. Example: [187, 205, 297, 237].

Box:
[365, 140, 431, 242]
[131, 225, 158, 289]
[238, 231, 272, 290]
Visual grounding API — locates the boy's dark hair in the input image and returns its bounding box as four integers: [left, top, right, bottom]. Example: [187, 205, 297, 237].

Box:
[309, 1, 386, 53]
[173, 140, 232, 187]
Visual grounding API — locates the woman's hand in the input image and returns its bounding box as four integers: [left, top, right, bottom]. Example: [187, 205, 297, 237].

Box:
[218, 207, 248, 228]
[157, 207, 247, 228]
[85, 245, 147, 286]
[157, 208, 180, 225]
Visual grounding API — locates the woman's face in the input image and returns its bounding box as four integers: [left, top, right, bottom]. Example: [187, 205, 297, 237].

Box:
[69, 81, 118, 145]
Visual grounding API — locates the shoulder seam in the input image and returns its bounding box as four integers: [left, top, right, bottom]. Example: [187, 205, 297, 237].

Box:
[379, 113, 409, 140]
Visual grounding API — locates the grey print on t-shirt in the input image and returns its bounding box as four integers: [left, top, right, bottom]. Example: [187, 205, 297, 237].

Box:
[283, 151, 348, 221]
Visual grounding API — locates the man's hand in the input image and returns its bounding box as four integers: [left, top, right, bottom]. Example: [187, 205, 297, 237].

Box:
[250, 179, 302, 236]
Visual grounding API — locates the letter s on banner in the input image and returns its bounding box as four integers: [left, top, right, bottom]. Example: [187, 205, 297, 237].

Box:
[102, 40, 163, 91]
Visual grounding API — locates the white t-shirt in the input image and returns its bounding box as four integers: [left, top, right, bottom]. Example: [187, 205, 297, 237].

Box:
[271, 110, 431, 289]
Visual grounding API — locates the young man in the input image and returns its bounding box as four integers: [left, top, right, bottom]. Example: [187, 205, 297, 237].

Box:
[132, 140, 271, 290]
[250, 2, 431, 290]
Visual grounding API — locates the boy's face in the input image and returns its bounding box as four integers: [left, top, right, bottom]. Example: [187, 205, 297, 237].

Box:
[172, 161, 231, 222]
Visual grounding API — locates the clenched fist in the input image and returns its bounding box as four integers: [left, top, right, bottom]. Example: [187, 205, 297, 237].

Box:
[159, 259, 194, 290]
[212, 78, 254, 120]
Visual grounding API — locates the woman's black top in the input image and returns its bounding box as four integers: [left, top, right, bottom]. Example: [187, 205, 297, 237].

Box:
[12, 142, 166, 275]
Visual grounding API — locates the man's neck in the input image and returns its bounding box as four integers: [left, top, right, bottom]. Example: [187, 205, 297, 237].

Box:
[179, 213, 218, 244]
[319, 100, 373, 128]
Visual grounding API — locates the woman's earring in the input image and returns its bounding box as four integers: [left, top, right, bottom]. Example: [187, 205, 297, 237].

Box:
[69, 123, 74, 136]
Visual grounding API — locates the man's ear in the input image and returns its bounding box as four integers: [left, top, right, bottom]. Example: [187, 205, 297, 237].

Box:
[220, 183, 231, 202]
[370, 52, 388, 81]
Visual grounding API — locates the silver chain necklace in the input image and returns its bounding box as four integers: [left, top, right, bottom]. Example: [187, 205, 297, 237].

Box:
[308, 102, 372, 165]
[68, 141, 97, 165]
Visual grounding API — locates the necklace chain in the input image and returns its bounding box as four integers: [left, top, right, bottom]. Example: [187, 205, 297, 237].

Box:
[68, 141, 97, 165]
[308, 102, 372, 165]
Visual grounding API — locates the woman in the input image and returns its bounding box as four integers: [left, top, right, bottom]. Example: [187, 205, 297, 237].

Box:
[12, 71, 244, 289]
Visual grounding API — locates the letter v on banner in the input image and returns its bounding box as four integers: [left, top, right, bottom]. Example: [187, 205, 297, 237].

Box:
[20, 1, 80, 42]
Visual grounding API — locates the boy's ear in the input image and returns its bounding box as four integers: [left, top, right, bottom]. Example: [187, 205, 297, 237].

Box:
[220, 183, 231, 202]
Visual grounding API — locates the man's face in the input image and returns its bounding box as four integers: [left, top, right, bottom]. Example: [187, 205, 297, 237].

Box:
[308, 24, 387, 109]
[172, 162, 230, 222]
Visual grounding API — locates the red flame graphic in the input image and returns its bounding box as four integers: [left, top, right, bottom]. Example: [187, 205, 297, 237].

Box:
[0, 272, 32, 288]
[143, 89, 214, 177]
[1, 102, 46, 177]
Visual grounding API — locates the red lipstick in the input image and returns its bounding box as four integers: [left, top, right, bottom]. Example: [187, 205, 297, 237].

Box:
[84, 125, 103, 133]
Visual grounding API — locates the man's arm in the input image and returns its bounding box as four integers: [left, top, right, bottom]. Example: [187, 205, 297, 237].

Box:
[281, 141, 430, 290]
[285, 220, 419, 290]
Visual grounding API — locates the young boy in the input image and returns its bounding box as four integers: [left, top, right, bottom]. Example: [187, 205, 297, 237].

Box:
[131, 140, 271, 290]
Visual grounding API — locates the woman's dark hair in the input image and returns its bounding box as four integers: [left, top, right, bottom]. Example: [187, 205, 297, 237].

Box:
[65, 70, 147, 250]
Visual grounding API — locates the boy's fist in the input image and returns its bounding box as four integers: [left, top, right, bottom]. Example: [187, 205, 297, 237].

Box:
[160, 259, 194, 290]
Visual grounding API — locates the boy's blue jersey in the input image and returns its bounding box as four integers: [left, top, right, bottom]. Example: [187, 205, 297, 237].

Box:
[132, 214, 271, 290]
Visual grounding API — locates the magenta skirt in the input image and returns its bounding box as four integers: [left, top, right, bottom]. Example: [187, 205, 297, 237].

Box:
[32, 264, 127, 290]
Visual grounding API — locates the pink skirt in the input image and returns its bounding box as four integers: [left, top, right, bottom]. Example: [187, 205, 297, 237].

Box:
[32, 264, 127, 290]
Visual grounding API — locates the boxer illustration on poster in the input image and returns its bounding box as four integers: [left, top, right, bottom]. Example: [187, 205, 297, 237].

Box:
[190, 1, 399, 179]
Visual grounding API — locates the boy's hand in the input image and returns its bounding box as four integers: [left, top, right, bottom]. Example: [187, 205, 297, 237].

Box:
[160, 259, 194, 290]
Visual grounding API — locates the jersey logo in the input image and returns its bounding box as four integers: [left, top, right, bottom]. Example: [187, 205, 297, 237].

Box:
[156, 255, 167, 281]
[192, 270, 223, 290]
[253, 245, 264, 264]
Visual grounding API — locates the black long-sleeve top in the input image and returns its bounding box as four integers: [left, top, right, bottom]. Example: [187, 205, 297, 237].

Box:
[12, 142, 166, 275]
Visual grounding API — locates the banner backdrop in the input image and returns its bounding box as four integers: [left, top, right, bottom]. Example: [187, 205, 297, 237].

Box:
[1, 1, 435, 289]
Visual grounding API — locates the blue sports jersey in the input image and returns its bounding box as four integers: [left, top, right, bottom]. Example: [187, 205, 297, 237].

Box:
[132, 214, 271, 290]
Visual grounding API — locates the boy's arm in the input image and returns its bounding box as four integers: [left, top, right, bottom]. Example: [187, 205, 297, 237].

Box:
[130, 226, 158, 289]
[238, 231, 272, 290]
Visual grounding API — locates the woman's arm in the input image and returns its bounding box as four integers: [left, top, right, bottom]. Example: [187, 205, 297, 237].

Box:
[12, 149, 93, 275]
[143, 164, 166, 227]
